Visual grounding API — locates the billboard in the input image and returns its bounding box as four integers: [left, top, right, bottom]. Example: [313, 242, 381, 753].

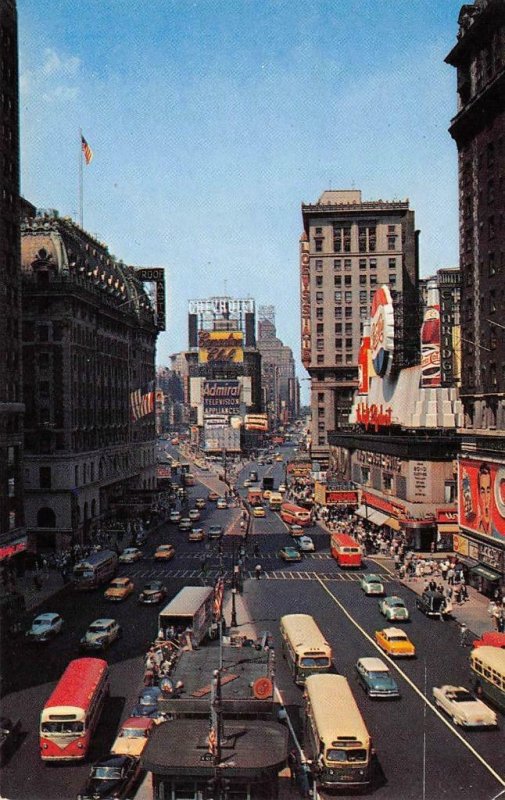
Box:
[244, 414, 268, 432]
[458, 458, 505, 541]
[300, 233, 311, 368]
[370, 285, 395, 377]
[420, 282, 441, 388]
[204, 424, 241, 452]
[203, 380, 241, 415]
[198, 331, 243, 363]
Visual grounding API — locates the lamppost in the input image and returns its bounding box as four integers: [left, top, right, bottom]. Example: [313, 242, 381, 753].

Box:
[231, 587, 238, 628]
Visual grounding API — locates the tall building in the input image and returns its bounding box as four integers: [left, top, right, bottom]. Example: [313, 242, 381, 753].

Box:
[419, 267, 461, 389]
[300, 190, 420, 465]
[0, 0, 25, 560]
[257, 306, 299, 428]
[446, 0, 505, 592]
[20, 211, 164, 551]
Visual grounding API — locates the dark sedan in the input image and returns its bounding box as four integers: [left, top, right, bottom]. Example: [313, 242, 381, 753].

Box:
[131, 686, 163, 718]
[76, 754, 140, 800]
[138, 581, 167, 604]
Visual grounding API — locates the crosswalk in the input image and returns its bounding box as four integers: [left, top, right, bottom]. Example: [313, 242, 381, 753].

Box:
[124, 564, 396, 583]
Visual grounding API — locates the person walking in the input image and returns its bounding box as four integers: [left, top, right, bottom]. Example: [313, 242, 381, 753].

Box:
[447, 566, 455, 586]
[255, 564, 262, 581]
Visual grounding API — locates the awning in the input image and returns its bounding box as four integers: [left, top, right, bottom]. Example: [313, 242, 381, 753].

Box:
[470, 565, 502, 582]
[355, 504, 368, 520]
[437, 523, 460, 534]
[385, 517, 401, 531]
[368, 509, 391, 526]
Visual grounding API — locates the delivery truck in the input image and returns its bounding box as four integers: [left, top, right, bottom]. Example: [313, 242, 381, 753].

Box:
[159, 586, 214, 646]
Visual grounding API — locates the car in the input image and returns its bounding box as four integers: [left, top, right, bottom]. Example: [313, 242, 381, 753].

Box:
[275, 455, 283, 462]
[296, 535, 315, 552]
[252, 506, 266, 518]
[188, 527, 205, 542]
[138, 581, 167, 604]
[188, 509, 201, 521]
[208, 491, 220, 502]
[263, 490, 272, 501]
[416, 590, 448, 618]
[195, 497, 207, 510]
[77, 754, 140, 800]
[278, 483, 286, 493]
[118, 547, 142, 564]
[379, 596, 410, 622]
[216, 497, 228, 510]
[0, 716, 22, 766]
[104, 577, 135, 601]
[243, 479, 252, 488]
[355, 657, 400, 699]
[472, 631, 505, 649]
[80, 618, 122, 650]
[432, 685, 498, 727]
[178, 517, 192, 531]
[360, 574, 385, 596]
[154, 544, 175, 561]
[131, 686, 163, 718]
[208, 525, 224, 540]
[289, 524, 305, 538]
[111, 716, 155, 757]
[169, 510, 182, 524]
[25, 612, 63, 642]
[375, 627, 416, 658]
[279, 546, 303, 563]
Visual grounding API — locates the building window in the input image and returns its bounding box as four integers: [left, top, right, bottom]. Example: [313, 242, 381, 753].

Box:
[345, 323, 353, 334]
[360, 306, 368, 319]
[383, 473, 393, 492]
[318, 436, 325, 445]
[345, 307, 353, 319]
[344, 259, 352, 271]
[488, 253, 496, 276]
[345, 291, 352, 303]
[335, 323, 342, 333]
[315, 239, 323, 252]
[388, 258, 396, 270]
[316, 292, 324, 303]
[315, 227, 323, 234]
[345, 337, 353, 349]
[361, 467, 370, 485]
[334, 275, 342, 286]
[318, 406, 325, 417]
[344, 275, 352, 286]
[489, 216, 495, 239]
[388, 225, 396, 233]
[335, 338, 342, 349]
[444, 481, 456, 503]
[333, 225, 342, 252]
[490, 290, 496, 314]
[359, 290, 367, 303]
[315, 259, 323, 272]
[38, 325, 49, 342]
[316, 307, 324, 319]
[370, 275, 377, 285]
[335, 354, 342, 364]
[317, 355, 324, 364]
[334, 291, 342, 303]
[369, 258, 377, 270]
[318, 422, 325, 432]
[359, 259, 366, 270]
[390, 274, 397, 286]
[318, 392, 324, 402]
[316, 276, 323, 286]
[39, 466, 52, 489]
[359, 274, 367, 285]
[316, 339, 324, 350]
[345, 353, 353, 363]
[334, 307, 342, 319]
[316, 323, 324, 334]
[387, 236, 396, 250]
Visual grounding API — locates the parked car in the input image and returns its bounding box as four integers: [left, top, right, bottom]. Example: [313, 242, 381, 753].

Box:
[252, 506, 266, 518]
[178, 518, 192, 531]
[25, 612, 63, 642]
[375, 627, 415, 658]
[131, 686, 163, 718]
[279, 546, 303, 563]
[188, 509, 201, 522]
[208, 491, 220, 502]
[472, 631, 505, 649]
[289, 524, 305, 538]
[379, 596, 410, 622]
[188, 527, 205, 542]
[360, 574, 385, 596]
[0, 716, 22, 766]
[154, 544, 175, 561]
[138, 581, 167, 604]
[208, 525, 224, 540]
[77, 754, 140, 800]
[432, 685, 498, 727]
[355, 657, 400, 699]
[169, 511, 182, 524]
[80, 618, 122, 651]
[416, 590, 448, 618]
[296, 535, 315, 552]
[118, 547, 142, 564]
[111, 716, 155, 757]
[216, 497, 228, 510]
[104, 577, 135, 601]
[195, 497, 207, 510]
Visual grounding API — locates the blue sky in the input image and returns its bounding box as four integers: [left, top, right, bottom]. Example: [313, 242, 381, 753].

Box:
[18, 0, 462, 403]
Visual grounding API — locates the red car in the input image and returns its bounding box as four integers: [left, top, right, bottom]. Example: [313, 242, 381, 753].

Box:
[472, 631, 505, 649]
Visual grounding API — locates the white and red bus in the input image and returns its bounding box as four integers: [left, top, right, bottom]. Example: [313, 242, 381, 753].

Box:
[280, 502, 312, 527]
[40, 658, 109, 761]
[330, 532, 362, 568]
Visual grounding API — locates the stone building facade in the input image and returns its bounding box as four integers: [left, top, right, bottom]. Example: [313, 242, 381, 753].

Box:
[257, 308, 299, 428]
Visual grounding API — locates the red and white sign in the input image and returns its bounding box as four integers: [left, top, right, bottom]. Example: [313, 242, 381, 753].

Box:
[370, 286, 395, 377]
[458, 458, 505, 540]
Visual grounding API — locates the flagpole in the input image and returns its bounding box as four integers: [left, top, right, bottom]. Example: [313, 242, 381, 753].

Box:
[79, 128, 83, 228]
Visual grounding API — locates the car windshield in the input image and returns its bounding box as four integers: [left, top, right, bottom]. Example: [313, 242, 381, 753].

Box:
[390, 600, 405, 607]
[109, 581, 122, 588]
[89, 624, 107, 633]
[451, 690, 474, 702]
[93, 766, 123, 780]
[369, 672, 394, 683]
[368, 577, 381, 583]
[33, 619, 50, 627]
[389, 635, 407, 642]
[144, 584, 158, 591]
[120, 728, 146, 738]
[326, 748, 367, 763]
[139, 695, 157, 705]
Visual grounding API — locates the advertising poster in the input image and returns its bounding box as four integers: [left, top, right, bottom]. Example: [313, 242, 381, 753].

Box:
[458, 459, 505, 540]
[203, 380, 241, 415]
[198, 331, 243, 363]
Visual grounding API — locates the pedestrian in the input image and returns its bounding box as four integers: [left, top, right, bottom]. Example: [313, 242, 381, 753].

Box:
[447, 567, 455, 586]
[441, 560, 449, 581]
[287, 749, 297, 784]
[255, 564, 262, 581]
[460, 583, 468, 602]
[253, 543, 260, 558]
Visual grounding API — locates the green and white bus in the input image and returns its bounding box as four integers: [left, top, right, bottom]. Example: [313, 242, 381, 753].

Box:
[470, 645, 505, 713]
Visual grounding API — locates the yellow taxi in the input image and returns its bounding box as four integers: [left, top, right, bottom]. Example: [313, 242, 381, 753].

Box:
[104, 577, 135, 602]
[154, 544, 175, 561]
[375, 627, 416, 658]
[275, 454, 283, 462]
[263, 490, 272, 501]
[252, 506, 266, 518]
[111, 717, 155, 756]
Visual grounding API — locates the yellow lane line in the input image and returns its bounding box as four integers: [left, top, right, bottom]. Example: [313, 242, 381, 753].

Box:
[314, 574, 505, 788]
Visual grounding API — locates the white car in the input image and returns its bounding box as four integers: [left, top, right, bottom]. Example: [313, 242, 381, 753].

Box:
[169, 511, 182, 524]
[188, 509, 201, 521]
[216, 497, 227, 509]
[26, 612, 63, 642]
[432, 685, 498, 728]
[297, 535, 315, 552]
[278, 484, 287, 493]
[118, 547, 143, 564]
[80, 618, 122, 651]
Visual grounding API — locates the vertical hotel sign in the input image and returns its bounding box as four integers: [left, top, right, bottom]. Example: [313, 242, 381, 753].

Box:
[300, 232, 311, 367]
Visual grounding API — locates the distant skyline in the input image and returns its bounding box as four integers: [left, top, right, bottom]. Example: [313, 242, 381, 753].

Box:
[19, 1, 463, 403]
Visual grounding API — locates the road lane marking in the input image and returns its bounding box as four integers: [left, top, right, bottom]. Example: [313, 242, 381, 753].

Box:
[314, 575, 505, 788]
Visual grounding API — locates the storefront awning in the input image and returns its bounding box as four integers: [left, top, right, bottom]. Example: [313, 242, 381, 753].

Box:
[470, 565, 502, 582]
[437, 523, 460, 534]
[368, 509, 391, 526]
[385, 517, 401, 531]
[355, 504, 368, 519]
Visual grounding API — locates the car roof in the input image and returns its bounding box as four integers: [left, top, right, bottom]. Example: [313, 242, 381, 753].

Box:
[358, 657, 389, 672]
[158, 544, 174, 549]
[92, 753, 133, 767]
[34, 612, 59, 621]
[385, 595, 404, 603]
[120, 716, 155, 730]
[111, 577, 131, 584]
[90, 618, 116, 626]
[383, 627, 407, 637]
[144, 581, 163, 588]
[366, 574, 382, 580]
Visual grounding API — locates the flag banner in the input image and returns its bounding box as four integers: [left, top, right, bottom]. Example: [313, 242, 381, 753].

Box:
[207, 725, 217, 755]
[81, 135, 93, 165]
[130, 381, 155, 421]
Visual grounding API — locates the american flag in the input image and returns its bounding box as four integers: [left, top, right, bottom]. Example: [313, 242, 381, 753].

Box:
[81, 135, 93, 165]
[213, 577, 225, 618]
[130, 382, 155, 421]
[207, 725, 217, 756]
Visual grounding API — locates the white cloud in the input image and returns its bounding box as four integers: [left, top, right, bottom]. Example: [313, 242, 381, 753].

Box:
[42, 48, 80, 77]
[20, 47, 81, 104]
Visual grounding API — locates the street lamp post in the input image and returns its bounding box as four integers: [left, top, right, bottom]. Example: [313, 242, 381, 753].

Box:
[231, 587, 237, 628]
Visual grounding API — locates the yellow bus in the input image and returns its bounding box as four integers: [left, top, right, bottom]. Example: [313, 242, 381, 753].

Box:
[304, 674, 373, 789]
[470, 646, 505, 714]
[268, 492, 283, 511]
[280, 614, 333, 686]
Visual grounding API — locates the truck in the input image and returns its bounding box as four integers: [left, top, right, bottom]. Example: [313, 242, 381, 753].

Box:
[159, 586, 214, 647]
[247, 488, 263, 506]
[262, 476, 274, 491]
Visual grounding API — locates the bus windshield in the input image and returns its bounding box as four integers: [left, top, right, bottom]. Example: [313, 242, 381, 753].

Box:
[300, 655, 331, 668]
[326, 748, 367, 763]
[41, 721, 84, 734]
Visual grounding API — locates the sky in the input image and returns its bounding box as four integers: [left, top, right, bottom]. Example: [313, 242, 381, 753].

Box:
[18, 0, 463, 404]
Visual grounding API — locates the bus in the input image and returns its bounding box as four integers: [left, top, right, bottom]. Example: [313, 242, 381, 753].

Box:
[470, 646, 505, 713]
[268, 492, 283, 511]
[40, 658, 109, 761]
[280, 614, 333, 685]
[72, 550, 118, 590]
[280, 502, 311, 527]
[330, 532, 362, 568]
[304, 674, 373, 789]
